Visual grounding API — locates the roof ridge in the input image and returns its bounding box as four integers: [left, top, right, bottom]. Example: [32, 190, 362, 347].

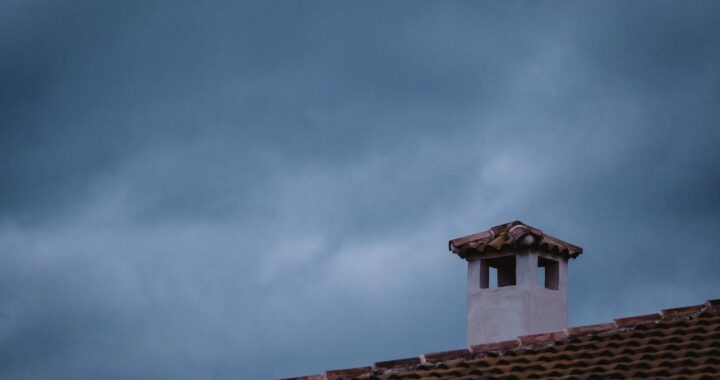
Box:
[281, 298, 720, 380]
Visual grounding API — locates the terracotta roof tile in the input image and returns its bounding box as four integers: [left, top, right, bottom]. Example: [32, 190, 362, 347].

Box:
[280, 375, 324, 380]
[421, 348, 472, 363]
[470, 338, 520, 354]
[566, 322, 614, 336]
[613, 313, 662, 328]
[661, 304, 706, 319]
[373, 357, 420, 371]
[325, 366, 371, 380]
[290, 300, 720, 379]
[449, 220, 583, 259]
[707, 299, 720, 309]
[518, 330, 567, 345]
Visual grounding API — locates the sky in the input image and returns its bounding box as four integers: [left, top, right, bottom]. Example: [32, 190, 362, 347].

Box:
[1, 1, 720, 379]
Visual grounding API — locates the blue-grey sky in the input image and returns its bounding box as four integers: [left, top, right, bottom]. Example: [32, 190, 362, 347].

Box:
[2, 1, 720, 379]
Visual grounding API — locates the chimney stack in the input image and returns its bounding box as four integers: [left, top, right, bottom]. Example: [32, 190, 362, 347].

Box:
[449, 221, 583, 346]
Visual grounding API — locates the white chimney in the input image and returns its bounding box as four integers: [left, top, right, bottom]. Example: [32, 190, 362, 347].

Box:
[449, 221, 583, 346]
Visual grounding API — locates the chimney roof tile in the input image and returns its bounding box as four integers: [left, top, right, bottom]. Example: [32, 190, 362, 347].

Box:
[449, 220, 583, 259]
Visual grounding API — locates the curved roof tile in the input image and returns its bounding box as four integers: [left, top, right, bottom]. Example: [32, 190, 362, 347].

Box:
[448, 220, 583, 259]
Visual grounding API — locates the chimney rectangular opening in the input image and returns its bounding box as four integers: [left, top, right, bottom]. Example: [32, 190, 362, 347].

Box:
[480, 256, 516, 289]
[537, 256, 559, 290]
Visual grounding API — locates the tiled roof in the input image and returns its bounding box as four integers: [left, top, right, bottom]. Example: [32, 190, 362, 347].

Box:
[448, 221, 583, 259]
[284, 299, 720, 380]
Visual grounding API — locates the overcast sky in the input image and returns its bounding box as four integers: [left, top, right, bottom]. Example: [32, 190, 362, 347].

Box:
[2, 1, 720, 379]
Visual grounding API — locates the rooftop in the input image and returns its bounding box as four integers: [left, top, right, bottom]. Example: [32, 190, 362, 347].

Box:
[285, 299, 720, 379]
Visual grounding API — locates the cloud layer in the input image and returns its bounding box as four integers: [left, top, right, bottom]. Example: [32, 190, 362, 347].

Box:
[2, 1, 720, 378]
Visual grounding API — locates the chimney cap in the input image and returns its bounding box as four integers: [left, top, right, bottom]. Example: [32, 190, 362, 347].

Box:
[448, 220, 583, 259]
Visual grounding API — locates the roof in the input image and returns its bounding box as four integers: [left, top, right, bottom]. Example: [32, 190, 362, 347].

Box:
[284, 299, 720, 379]
[448, 221, 583, 259]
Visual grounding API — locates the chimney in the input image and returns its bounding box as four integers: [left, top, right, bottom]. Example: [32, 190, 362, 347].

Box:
[449, 221, 583, 346]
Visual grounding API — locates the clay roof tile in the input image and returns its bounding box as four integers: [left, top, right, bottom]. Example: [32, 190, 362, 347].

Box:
[449, 221, 583, 259]
[325, 366, 371, 380]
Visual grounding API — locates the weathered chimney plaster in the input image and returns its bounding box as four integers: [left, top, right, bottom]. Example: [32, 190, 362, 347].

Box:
[466, 248, 568, 346]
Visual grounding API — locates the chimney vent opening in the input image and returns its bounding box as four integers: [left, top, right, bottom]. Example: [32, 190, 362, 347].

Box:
[480, 255, 516, 289]
[537, 256, 559, 290]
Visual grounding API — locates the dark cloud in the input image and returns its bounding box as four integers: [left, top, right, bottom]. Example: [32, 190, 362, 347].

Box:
[1, 1, 719, 379]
